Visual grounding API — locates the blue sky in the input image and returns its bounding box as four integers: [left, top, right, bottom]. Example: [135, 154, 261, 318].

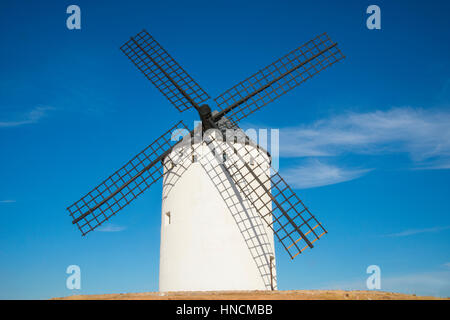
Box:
[1, 0, 449, 299]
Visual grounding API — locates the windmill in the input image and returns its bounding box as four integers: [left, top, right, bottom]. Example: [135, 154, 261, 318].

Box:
[67, 30, 345, 291]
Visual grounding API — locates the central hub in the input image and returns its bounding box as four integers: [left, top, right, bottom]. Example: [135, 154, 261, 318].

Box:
[198, 104, 212, 119]
[198, 104, 215, 130]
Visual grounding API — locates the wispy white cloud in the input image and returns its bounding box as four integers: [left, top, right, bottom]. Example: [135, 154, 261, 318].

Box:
[0, 106, 54, 128]
[443, 262, 450, 269]
[283, 160, 372, 189]
[97, 224, 126, 232]
[383, 225, 450, 237]
[0, 200, 16, 204]
[278, 107, 450, 188]
[280, 107, 450, 168]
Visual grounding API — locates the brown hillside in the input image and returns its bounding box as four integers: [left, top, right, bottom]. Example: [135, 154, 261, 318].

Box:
[53, 290, 448, 300]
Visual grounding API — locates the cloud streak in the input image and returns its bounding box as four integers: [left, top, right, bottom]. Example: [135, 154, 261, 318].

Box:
[279, 107, 450, 188]
[383, 225, 450, 237]
[0, 106, 54, 128]
[283, 160, 372, 189]
[280, 107, 450, 168]
[0, 200, 16, 204]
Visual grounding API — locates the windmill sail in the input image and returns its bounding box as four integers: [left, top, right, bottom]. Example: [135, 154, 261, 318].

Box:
[68, 28, 341, 265]
[67, 121, 190, 236]
[121, 30, 210, 112]
[206, 134, 327, 259]
[213, 33, 344, 125]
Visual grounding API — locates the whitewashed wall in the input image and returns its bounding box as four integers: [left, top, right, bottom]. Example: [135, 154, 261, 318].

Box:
[159, 138, 276, 292]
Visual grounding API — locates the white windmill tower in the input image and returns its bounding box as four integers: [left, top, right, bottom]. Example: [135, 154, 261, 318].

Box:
[159, 124, 276, 291]
[67, 30, 344, 292]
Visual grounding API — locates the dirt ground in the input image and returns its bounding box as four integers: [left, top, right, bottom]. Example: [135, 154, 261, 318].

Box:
[53, 290, 448, 300]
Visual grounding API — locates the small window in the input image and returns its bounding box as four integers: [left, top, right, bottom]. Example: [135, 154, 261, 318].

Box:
[165, 211, 171, 226]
